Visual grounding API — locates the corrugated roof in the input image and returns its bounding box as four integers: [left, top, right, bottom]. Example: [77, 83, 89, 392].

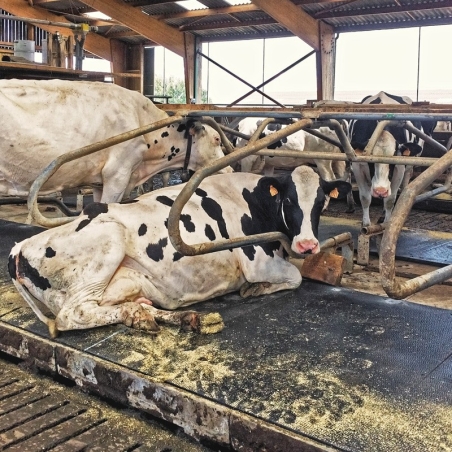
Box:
[3, 0, 452, 47]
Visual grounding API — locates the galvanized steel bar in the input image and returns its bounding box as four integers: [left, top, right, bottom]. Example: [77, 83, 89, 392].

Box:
[252, 150, 439, 166]
[27, 115, 184, 228]
[380, 149, 452, 299]
[316, 119, 357, 160]
[319, 232, 353, 251]
[403, 121, 448, 154]
[167, 119, 313, 257]
[312, 113, 452, 122]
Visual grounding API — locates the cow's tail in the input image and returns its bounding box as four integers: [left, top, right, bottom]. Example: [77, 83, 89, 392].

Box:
[11, 278, 59, 338]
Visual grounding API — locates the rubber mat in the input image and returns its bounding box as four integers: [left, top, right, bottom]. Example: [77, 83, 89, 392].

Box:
[319, 216, 452, 266]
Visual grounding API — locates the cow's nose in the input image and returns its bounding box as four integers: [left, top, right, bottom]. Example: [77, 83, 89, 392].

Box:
[372, 187, 389, 198]
[295, 239, 320, 254]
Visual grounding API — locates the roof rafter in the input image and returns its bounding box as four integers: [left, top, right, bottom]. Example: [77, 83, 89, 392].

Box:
[251, 0, 320, 50]
[78, 0, 186, 56]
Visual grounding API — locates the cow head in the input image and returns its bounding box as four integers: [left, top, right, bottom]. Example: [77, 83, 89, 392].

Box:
[187, 121, 233, 174]
[264, 166, 351, 254]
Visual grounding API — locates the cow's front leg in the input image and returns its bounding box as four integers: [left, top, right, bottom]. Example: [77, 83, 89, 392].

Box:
[239, 250, 302, 298]
[55, 300, 160, 335]
[352, 163, 372, 226]
[383, 164, 405, 223]
[142, 305, 224, 334]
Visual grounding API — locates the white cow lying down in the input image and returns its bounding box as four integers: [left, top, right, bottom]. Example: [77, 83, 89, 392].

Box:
[0, 79, 230, 203]
[9, 166, 351, 338]
[236, 117, 346, 181]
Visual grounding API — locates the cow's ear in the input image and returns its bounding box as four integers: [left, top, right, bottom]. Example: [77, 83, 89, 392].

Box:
[258, 177, 283, 202]
[189, 121, 205, 136]
[321, 180, 352, 200]
[399, 142, 422, 157]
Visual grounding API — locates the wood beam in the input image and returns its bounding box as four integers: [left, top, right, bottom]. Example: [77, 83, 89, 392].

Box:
[156, 4, 259, 20]
[316, 21, 335, 101]
[0, 0, 111, 60]
[79, 0, 186, 57]
[251, 0, 319, 51]
[179, 18, 276, 32]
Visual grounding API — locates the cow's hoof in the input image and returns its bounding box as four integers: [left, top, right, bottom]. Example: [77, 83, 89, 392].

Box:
[240, 281, 270, 298]
[48, 320, 59, 339]
[128, 308, 160, 333]
[180, 312, 224, 334]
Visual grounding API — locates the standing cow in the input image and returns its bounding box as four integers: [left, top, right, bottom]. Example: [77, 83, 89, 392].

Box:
[235, 117, 346, 181]
[9, 166, 351, 338]
[0, 79, 231, 203]
[349, 91, 436, 226]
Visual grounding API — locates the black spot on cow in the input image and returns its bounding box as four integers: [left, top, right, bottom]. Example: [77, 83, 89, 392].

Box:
[168, 155, 173, 161]
[173, 252, 184, 262]
[146, 238, 168, 262]
[154, 139, 158, 144]
[83, 202, 108, 219]
[8, 255, 16, 280]
[76, 219, 91, 232]
[164, 219, 168, 229]
[156, 196, 174, 207]
[138, 223, 147, 236]
[16, 252, 51, 290]
[180, 214, 195, 233]
[195, 188, 208, 198]
[147, 143, 150, 149]
[241, 245, 256, 261]
[195, 188, 229, 238]
[205, 224, 216, 241]
[76, 203, 109, 231]
[45, 247, 56, 258]
[201, 198, 228, 239]
[120, 199, 138, 204]
[177, 124, 187, 133]
[161, 131, 169, 138]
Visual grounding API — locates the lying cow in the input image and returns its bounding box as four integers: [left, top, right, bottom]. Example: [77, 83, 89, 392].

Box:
[9, 166, 351, 338]
[0, 79, 230, 203]
[349, 91, 436, 226]
[235, 117, 346, 181]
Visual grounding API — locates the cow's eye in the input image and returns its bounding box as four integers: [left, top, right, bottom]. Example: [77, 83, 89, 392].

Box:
[284, 198, 292, 205]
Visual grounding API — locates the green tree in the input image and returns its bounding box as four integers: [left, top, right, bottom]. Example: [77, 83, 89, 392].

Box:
[154, 76, 210, 104]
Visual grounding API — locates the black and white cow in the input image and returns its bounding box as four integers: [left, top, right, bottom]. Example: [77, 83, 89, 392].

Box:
[9, 166, 351, 338]
[349, 91, 436, 226]
[0, 79, 231, 203]
[235, 117, 346, 180]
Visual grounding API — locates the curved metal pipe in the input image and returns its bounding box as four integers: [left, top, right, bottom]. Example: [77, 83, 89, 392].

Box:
[380, 149, 452, 299]
[167, 119, 313, 258]
[26, 116, 184, 228]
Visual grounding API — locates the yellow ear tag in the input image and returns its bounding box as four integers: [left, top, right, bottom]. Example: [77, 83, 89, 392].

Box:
[329, 187, 339, 198]
[269, 185, 278, 196]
